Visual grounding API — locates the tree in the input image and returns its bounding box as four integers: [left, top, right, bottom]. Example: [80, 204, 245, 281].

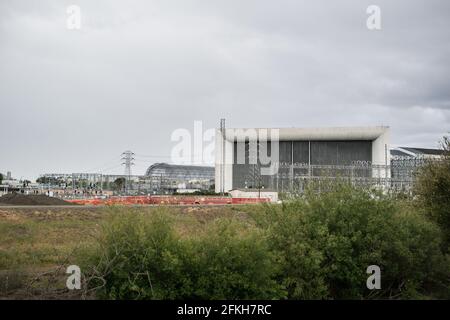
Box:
[0, 173, 3, 185]
[414, 135, 450, 250]
[113, 177, 126, 192]
[36, 176, 51, 184]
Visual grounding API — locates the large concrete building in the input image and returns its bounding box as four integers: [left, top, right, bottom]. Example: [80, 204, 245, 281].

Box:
[215, 126, 390, 193]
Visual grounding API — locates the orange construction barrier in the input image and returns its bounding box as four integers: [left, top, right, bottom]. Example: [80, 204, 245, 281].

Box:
[66, 195, 270, 206]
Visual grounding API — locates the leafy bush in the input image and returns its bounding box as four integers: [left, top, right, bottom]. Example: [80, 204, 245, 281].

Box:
[84, 183, 450, 300]
[86, 207, 283, 299]
[414, 136, 450, 250]
[251, 183, 449, 299]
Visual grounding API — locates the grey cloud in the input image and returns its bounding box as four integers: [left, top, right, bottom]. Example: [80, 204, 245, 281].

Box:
[0, 0, 449, 179]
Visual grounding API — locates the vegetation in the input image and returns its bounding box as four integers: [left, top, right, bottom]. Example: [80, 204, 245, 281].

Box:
[85, 208, 282, 299]
[251, 184, 449, 299]
[36, 176, 63, 185]
[414, 135, 450, 251]
[113, 177, 126, 192]
[76, 183, 449, 300]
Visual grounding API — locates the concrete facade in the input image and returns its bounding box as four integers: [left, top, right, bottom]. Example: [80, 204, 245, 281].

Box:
[229, 189, 279, 203]
[215, 126, 390, 193]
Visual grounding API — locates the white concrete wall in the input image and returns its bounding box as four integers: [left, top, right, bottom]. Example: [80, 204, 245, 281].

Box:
[371, 127, 391, 178]
[215, 129, 233, 193]
[230, 189, 278, 202]
[215, 126, 391, 192]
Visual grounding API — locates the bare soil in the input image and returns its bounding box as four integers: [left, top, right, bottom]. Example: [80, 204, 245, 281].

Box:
[0, 194, 73, 206]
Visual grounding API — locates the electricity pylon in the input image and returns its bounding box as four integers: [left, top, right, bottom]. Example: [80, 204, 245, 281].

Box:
[121, 150, 135, 195]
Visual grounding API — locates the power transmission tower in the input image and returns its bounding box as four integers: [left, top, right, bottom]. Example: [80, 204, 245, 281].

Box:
[121, 150, 135, 195]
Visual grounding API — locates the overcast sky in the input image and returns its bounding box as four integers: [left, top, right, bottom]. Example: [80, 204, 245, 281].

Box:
[1, 0, 449, 180]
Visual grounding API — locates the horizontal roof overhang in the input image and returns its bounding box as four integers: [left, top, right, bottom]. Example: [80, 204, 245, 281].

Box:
[221, 126, 389, 142]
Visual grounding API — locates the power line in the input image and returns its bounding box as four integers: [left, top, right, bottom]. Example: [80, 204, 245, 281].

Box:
[95, 164, 123, 173]
[134, 153, 171, 159]
[83, 157, 123, 173]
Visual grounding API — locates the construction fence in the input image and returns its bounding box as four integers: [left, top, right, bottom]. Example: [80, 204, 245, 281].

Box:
[245, 156, 440, 195]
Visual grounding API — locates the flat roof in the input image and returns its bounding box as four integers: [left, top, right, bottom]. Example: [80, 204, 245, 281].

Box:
[399, 147, 445, 156]
[221, 126, 389, 142]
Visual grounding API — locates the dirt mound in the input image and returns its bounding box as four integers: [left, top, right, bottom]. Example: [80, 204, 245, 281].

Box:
[0, 194, 74, 206]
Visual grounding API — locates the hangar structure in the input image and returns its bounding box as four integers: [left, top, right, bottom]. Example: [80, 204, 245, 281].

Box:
[215, 126, 390, 193]
[145, 163, 215, 193]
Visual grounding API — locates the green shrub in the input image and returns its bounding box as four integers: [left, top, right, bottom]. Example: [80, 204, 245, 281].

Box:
[84, 184, 450, 300]
[86, 207, 283, 299]
[190, 219, 283, 299]
[414, 135, 450, 251]
[251, 183, 449, 299]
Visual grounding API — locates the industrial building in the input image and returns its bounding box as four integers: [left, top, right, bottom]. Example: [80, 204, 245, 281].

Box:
[145, 163, 215, 193]
[0, 171, 41, 196]
[389, 147, 446, 191]
[34, 125, 445, 198]
[38, 163, 215, 197]
[38, 173, 140, 191]
[215, 126, 390, 193]
[391, 147, 445, 159]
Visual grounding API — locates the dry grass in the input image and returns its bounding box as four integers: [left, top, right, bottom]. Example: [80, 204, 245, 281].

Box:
[0, 205, 252, 299]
